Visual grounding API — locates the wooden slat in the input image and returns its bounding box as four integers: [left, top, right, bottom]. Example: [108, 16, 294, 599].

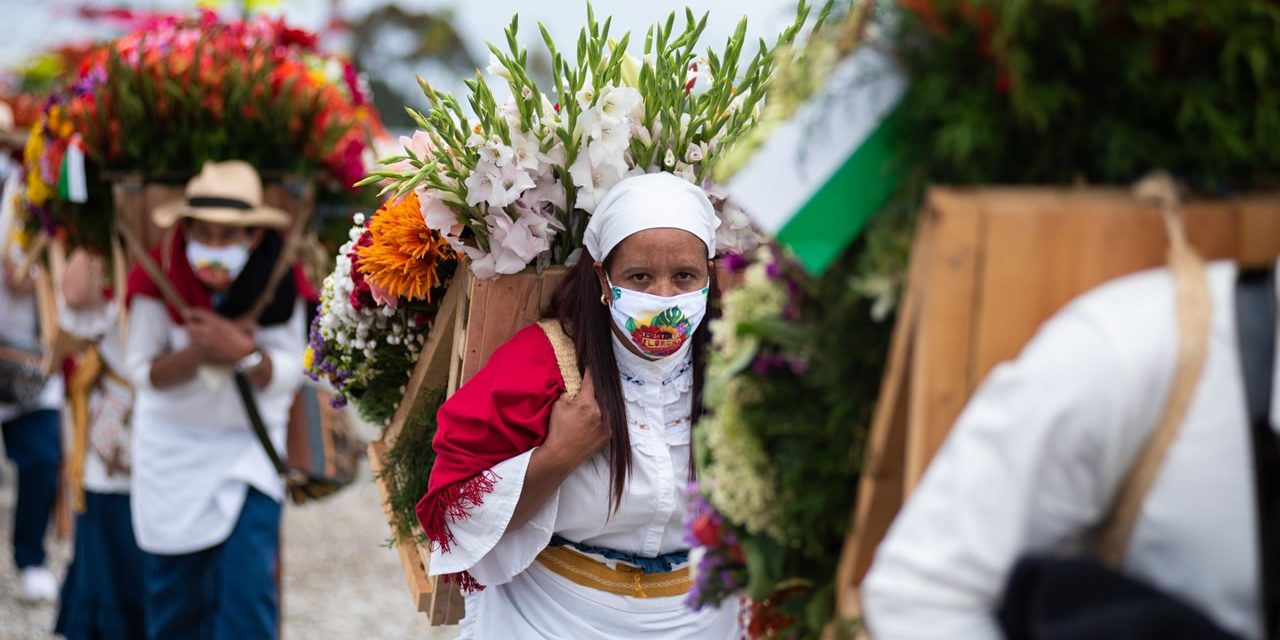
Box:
[836, 211, 934, 617]
[906, 189, 983, 491]
[1238, 197, 1280, 268]
[382, 271, 468, 445]
[430, 572, 467, 623]
[460, 267, 568, 386]
[368, 442, 435, 613]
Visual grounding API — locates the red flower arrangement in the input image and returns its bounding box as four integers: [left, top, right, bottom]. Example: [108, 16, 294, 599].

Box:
[66, 10, 380, 186]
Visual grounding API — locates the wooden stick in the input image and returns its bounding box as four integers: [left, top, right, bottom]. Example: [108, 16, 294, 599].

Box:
[116, 219, 190, 317]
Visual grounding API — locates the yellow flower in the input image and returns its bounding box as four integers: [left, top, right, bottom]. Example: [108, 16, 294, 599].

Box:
[357, 192, 458, 303]
[302, 345, 315, 372]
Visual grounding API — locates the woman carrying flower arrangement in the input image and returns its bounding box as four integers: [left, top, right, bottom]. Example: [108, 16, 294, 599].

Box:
[418, 172, 739, 638]
[55, 248, 147, 640]
[124, 161, 311, 640]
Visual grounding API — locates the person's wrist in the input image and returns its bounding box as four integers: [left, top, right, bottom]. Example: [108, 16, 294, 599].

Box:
[234, 348, 264, 374]
[538, 439, 579, 473]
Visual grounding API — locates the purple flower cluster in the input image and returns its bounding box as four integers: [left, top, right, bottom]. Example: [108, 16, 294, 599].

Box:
[305, 312, 352, 409]
[683, 481, 748, 611]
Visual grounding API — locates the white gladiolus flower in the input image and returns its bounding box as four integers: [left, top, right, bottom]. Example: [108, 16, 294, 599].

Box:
[521, 86, 534, 99]
[477, 136, 515, 167]
[684, 59, 713, 89]
[569, 151, 627, 213]
[520, 176, 568, 213]
[576, 85, 597, 109]
[509, 130, 545, 172]
[685, 143, 704, 163]
[598, 85, 642, 122]
[674, 161, 698, 184]
[631, 120, 652, 146]
[497, 102, 522, 129]
[464, 160, 536, 208]
[486, 53, 513, 81]
[714, 198, 762, 255]
[664, 148, 677, 168]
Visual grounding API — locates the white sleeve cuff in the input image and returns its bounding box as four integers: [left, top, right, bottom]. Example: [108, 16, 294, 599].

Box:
[257, 301, 306, 397]
[57, 297, 117, 340]
[429, 448, 560, 587]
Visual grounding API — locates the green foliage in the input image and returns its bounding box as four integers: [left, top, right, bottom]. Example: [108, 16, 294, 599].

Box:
[697, 208, 904, 636]
[349, 341, 418, 427]
[892, 0, 1280, 188]
[377, 388, 447, 546]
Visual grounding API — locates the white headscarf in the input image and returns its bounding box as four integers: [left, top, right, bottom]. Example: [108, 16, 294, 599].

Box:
[583, 172, 720, 261]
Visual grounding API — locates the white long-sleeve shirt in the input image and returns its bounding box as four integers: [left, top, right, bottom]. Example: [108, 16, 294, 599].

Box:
[863, 260, 1280, 640]
[126, 296, 305, 555]
[431, 335, 740, 639]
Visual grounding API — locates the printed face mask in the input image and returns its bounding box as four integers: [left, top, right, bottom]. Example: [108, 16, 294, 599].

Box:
[606, 278, 709, 359]
[186, 240, 251, 289]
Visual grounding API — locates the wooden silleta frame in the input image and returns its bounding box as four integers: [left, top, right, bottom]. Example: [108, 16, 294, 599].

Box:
[834, 187, 1280, 627]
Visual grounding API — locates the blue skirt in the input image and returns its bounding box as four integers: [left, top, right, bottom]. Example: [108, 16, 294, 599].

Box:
[55, 491, 147, 640]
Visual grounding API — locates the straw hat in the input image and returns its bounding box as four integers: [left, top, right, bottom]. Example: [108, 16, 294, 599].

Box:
[152, 160, 291, 229]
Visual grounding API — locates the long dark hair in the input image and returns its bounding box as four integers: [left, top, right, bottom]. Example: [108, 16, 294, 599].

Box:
[543, 256, 716, 511]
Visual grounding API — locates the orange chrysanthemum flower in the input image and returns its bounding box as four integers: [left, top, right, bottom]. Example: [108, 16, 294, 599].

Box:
[357, 192, 457, 303]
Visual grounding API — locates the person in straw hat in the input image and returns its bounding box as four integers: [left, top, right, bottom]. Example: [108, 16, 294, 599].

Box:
[123, 160, 313, 640]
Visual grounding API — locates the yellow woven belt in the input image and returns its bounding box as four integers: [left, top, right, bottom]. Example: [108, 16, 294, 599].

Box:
[534, 545, 692, 599]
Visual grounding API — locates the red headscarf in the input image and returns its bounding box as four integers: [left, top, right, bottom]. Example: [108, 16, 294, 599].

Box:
[125, 227, 317, 324]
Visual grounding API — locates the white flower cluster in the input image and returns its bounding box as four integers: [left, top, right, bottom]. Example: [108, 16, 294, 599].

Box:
[699, 253, 791, 537]
[411, 67, 757, 279]
[315, 219, 425, 384]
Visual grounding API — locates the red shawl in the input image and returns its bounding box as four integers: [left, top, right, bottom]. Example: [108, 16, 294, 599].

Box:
[416, 324, 566, 589]
[125, 229, 318, 325]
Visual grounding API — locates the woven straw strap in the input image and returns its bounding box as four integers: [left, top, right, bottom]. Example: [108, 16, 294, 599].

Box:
[1095, 173, 1213, 567]
[537, 319, 581, 399]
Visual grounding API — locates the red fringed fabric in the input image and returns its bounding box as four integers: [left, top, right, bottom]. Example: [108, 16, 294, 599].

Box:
[415, 324, 566, 555]
[443, 570, 485, 594]
[417, 471, 498, 553]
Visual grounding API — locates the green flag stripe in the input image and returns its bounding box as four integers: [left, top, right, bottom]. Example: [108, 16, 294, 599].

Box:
[776, 109, 900, 274]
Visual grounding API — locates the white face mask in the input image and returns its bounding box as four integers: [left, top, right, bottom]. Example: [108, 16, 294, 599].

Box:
[186, 240, 251, 288]
[606, 278, 709, 359]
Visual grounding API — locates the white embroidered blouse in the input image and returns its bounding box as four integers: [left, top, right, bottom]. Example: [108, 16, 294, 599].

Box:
[430, 334, 739, 639]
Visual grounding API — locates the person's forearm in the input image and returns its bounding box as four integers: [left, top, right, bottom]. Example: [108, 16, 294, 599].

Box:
[245, 352, 273, 390]
[149, 346, 203, 388]
[508, 446, 580, 530]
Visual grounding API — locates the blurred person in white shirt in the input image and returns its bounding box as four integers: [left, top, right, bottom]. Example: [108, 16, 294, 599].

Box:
[124, 162, 307, 640]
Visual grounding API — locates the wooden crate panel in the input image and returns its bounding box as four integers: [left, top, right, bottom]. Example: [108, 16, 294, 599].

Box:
[911, 188, 1280, 484]
[460, 267, 568, 386]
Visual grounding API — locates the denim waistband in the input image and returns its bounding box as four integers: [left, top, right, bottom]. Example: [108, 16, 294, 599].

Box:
[549, 534, 689, 574]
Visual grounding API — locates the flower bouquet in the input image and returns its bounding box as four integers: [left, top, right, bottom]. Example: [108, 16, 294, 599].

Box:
[16, 11, 379, 251]
[305, 192, 459, 427]
[688, 232, 901, 638]
[362, 3, 828, 278]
